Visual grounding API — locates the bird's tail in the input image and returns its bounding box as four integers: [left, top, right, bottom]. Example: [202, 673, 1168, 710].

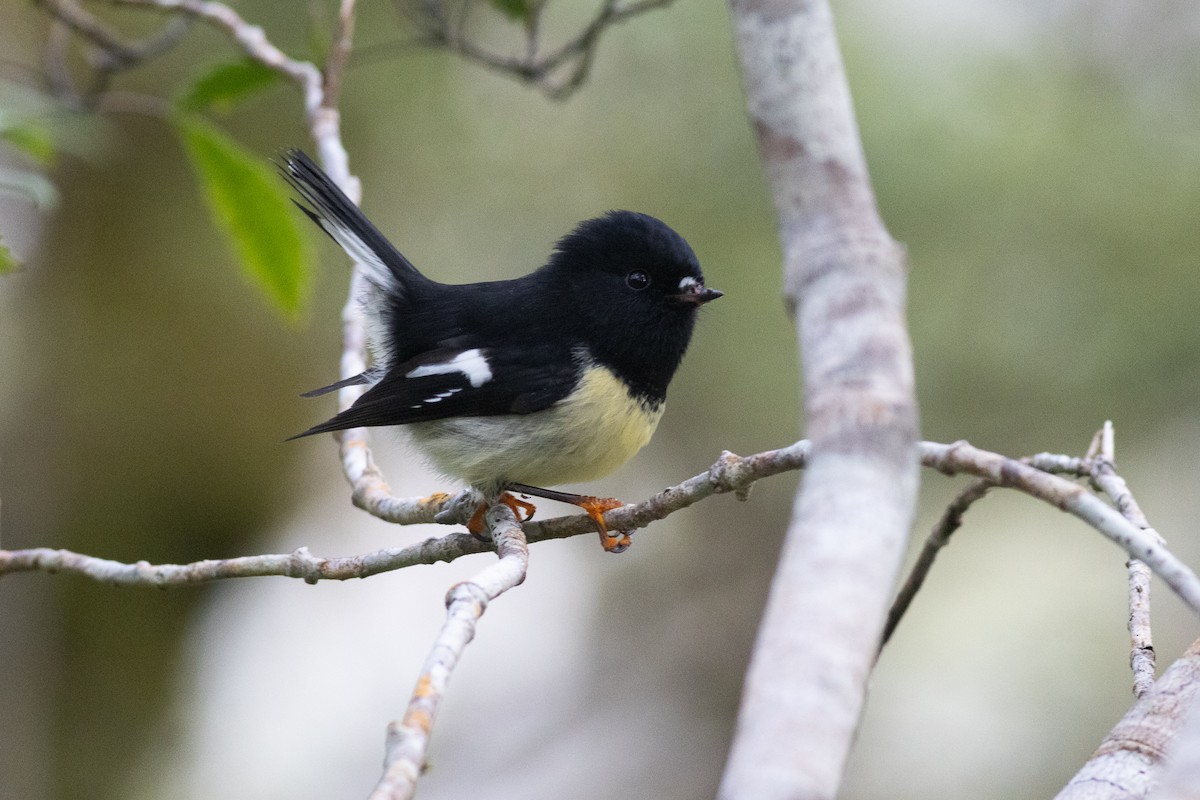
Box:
[279, 149, 425, 296]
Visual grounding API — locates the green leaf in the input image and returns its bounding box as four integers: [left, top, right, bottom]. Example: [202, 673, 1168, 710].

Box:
[177, 60, 281, 115]
[0, 235, 19, 275]
[1, 121, 55, 165]
[489, 0, 534, 22]
[175, 116, 309, 317]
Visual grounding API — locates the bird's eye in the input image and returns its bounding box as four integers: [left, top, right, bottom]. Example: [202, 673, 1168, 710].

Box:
[626, 270, 650, 290]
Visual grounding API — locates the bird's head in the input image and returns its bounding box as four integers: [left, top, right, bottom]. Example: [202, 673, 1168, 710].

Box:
[542, 211, 722, 401]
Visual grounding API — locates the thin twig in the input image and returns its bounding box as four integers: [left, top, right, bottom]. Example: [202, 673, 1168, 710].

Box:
[109, 0, 325, 116]
[923, 440, 1200, 617]
[367, 500, 529, 800]
[405, 0, 675, 100]
[882, 449, 1093, 648]
[1089, 420, 1160, 697]
[881, 478, 993, 648]
[43, 19, 80, 106]
[322, 0, 359, 112]
[35, 0, 193, 108]
[35, 0, 147, 64]
[96, 0, 368, 494]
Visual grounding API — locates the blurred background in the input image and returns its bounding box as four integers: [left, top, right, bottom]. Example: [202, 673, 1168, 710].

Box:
[2, 1, 1199, 798]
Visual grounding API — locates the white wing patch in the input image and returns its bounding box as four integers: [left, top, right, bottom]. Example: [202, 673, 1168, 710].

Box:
[406, 349, 493, 388]
[410, 387, 464, 409]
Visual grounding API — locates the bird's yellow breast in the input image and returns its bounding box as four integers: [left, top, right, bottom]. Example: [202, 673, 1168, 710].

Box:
[408, 366, 663, 492]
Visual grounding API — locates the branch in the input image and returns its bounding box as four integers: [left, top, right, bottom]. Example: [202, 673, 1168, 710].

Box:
[322, 0, 359, 113]
[923, 440, 1200, 615]
[109, 0, 324, 114]
[0, 443, 808, 584]
[881, 477, 992, 647]
[1148, 689, 1200, 800]
[7, 438, 1197, 618]
[35, 0, 192, 109]
[1089, 420, 1160, 698]
[35, 0, 181, 66]
[1055, 638, 1200, 800]
[400, 0, 675, 100]
[368, 501, 529, 800]
[883, 448, 1094, 647]
[94, 0, 382, 509]
[720, 1, 920, 797]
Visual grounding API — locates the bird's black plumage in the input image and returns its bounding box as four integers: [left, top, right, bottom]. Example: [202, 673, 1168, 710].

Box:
[281, 149, 721, 491]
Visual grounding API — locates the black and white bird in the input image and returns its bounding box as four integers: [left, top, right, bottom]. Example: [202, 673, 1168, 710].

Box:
[282, 150, 721, 552]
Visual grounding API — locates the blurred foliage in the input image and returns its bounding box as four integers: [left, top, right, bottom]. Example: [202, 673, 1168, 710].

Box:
[175, 58, 282, 116]
[0, 234, 18, 273]
[488, 0, 539, 24]
[2, 118, 56, 165]
[0, 80, 61, 213]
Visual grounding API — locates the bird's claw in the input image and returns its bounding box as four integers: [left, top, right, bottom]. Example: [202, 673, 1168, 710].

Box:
[577, 496, 630, 554]
[599, 529, 633, 554]
[466, 492, 537, 542]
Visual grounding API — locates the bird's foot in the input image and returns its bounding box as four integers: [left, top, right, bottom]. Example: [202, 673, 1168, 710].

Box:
[465, 492, 537, 542]
[578, 496, 631, 553]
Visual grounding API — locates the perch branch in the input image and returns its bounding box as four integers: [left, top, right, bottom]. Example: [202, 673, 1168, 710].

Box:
[0, 442, 809, 585]
[6, 439, 1198, 619]
[367, 500, 529, 800]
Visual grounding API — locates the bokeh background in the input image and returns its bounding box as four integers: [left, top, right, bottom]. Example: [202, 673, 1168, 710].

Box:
[2, 1, 1200, 798]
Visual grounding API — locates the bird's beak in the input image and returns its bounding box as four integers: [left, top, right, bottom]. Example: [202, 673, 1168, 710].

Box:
[669, 285, 724, 307]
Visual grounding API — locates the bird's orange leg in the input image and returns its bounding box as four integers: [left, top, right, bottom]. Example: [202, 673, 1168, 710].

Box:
[507, 483, 632, 553]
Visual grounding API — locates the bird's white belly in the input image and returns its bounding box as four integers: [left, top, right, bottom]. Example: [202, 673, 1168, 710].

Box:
[408, 366, 663, 492]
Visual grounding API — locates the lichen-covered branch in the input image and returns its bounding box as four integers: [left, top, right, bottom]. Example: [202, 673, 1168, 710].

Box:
[1148, 689, 1200, 800]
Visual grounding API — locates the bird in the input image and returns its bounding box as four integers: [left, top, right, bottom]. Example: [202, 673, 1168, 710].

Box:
[282, 149, 721, 552]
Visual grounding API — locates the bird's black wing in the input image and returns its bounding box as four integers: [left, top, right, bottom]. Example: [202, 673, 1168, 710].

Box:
[289, 343, 579, 438]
